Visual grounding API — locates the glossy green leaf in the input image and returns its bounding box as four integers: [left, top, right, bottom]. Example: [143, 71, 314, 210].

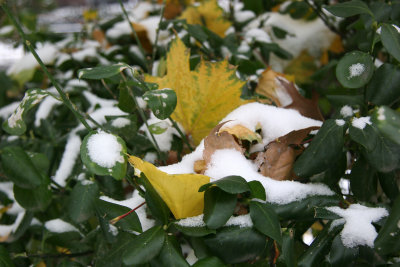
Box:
[374, 195, 400, 255]
[96, 199, 142, 233]
[293, 119, 346, 178]
[329, 235, 358, 267]
[349, 123, 377, 151]
[96, 232, 136, 267]
[118, 84, 136, 113]
[199, 176, 250, 194]
[248, 180, 266, 201]
[203, 187, 237, 229]
[349, 157, 377, 202]
[0, 245, 15, 267]
[148, 121, 169, 134]
[11, 211, 34, 240]
[122, 226, 165, 265]
[314, 207, 342, 220]
[14, 182, 52, 211]
[281, 229, 296, 267]
[173, 224, 216, 237]
[2, 89, 54, 135]
[324, 0, 373, 17]
[203, 227, 267, 264]
[381, 24, 400, 63]
[77, 63, 130, 80]
[335, 51, 374, 88]
[1, 146, 44, 189]
[372, 106, 400, 146]
[365, 63, 400, 105]
[378, 172, 399, 201]
[192, 256, 226, 267]
[80, 131, 127, 180]
[157, 235, 189, 267]
[68, 181, 99, 223]
[249, 201, 282, 244]
[143, 88, 177, 120]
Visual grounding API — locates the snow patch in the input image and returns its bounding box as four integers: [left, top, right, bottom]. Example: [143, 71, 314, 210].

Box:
[348, 63, 365, 79]
[45, 219, 79, 233]
[352, 116, 371, 130]
[111, 117, 131, 128]
[87, 131, 124, 168]
[340, 105, 353, 118]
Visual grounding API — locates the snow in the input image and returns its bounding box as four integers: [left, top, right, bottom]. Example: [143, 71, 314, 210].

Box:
[176, 214, 205, 227]
[83, 91, 116, 111]
[7, 43, 58, 75]
[0, 102, 20, 120]
[111, 117, 131, 128]
[225, 214, 253, 228]
[352, 116, 371, 130]
[71, 47, 97, 62]
[144, 152, 158, 164]
[335, 119, 345, 126]
[53, 134, 81, 187]
[34, 96, 62, 127]
[340, 105, 353, 118]
[100, 190, 155, 231]
[65, 79, 89, 91]
[235, 10, 256, 23]
[326, 204, 388, 248]
[348, 63, 365, 79]
[245, 28, 271, 44]
[109, 224, 119, 236]
[0, 212, 25, 240]
[377, 107, 386, 121]
[45, 219, 80, 233]
[0, 182, 24, 215]
[87, 131, 124, 168]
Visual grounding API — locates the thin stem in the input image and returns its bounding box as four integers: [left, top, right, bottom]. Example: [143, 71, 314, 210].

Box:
[151, 0, 166, 72]
[168, 117, 193, 151]
[120, 73, 163, 159]
[101, 78, 117, 99]
[16, 251, 93, 259]
[118, 0, 149, 71]
[1, 4, 93, 132]
[110, 201, 146, 224]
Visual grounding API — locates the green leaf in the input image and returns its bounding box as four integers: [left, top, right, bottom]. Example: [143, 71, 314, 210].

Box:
[14, 182, 52, 211]
[118, 84, 136, 113]
[329, 235, 358, 267]
[122, 225, 165, 265]
[349, 157, 377, 202]
[298, 223, 342, 267]
[375, 195, 400, 255]
[372, 106, 400, 146]
[349, 123, 377, 151]
[148, 121, 169, 135]
[378, 172, 399, 201]
[365, 63, 400, 105]
[314, 207, 342, 220]
[96, 232, 136, 267]
[192, 257, 226, 267]
[248, 180, 266, 201]
[249, 201, 282, 244]
[2, 89, 53, 135]
[96, 199, 142, 233]
[293, 119, 346, 178]
[173, 224, 216, 237]
[324, 0, 373, 17]
[187, 24, 208, 43]
[281, 229, 296, 267]
[157, 235, 189, 267]
[1, 146, 44, 189]
[203, 187, 237, 229]
[203, 227, 267, 264]
[143, 88, 177, 120]
[80, 131, 127, 180]
[381, 24, 400, 63]
[11, 211, 34, 240]
[199, 176, 250, 194]
[77, 63, 130, 80]
[335, 51, 374, 88]
[68, 181, 99, 223]
[0, 245, 15, 267]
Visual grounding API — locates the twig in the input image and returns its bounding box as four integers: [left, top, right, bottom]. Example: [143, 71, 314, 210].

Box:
[16, 250, 93, 259]
[110, 201, 146, 224]
[118, 0, 149, 71]
[168, 117, 193, 151]
[101, 78, 117, 99]
[1, 3, 93, 132]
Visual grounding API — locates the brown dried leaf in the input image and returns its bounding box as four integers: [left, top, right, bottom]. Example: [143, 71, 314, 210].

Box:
[203, 121, 244, 164]
[277, 77, 324, 121]
[194, 160, 207, 174]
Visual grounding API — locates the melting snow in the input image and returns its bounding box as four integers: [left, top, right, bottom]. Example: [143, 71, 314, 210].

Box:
[348, 63, 365, 79]
[352, 116, 371, 130]
[87, 131, 124, 168]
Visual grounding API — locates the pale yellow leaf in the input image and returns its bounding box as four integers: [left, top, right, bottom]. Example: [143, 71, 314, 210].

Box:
[146, 38, 248, 145]
[128, 155, 210, 219]
[220, 124, 262, 143]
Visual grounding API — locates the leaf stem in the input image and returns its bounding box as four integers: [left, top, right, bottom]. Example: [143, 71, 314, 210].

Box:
[118, 0, 150, 71]
[16, 251, 93, 259]
[151, 0, 166, 72]
[110, 201, 146, 224]
[304, 0, 342, 37]
[168, 117, 193, 151]
[1, 3, 93, 132]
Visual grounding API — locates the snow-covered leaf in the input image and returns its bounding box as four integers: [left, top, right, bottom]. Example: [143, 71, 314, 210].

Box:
[143, 88, 177, 120]
[78, 63, 130, 80]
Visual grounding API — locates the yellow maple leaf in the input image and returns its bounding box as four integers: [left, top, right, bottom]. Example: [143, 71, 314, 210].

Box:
[179, 0, 231, 37]
[128, 155, 210, 219]
[146, 38, 247, 145]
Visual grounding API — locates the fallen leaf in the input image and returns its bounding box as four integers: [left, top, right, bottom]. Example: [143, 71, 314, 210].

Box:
[146, 38, 248, 144]
[320, 35, 344, 65]
[255, 68, 295, 106]
[128, 155, 210, 219]
[284, 50, 317, 84]
[220, 124, 262, 143]
[132, 23, 152, 53]
[92, 28, 110, 49]
[194, 159, 207, 174]
[203, 122, 244, 165]
[277, 77, 324, 121]
[179, 0, 231, 37]
[257, 126, 319, 180]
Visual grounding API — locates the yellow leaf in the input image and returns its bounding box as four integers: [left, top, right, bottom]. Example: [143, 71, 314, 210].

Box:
[284, 50, 317, 84]
[220, 124, 262, 143]
[83, 9, 98, 21]
[146, 38, 248, 145]
[128, 155, 210, 219]
[179, 0, 231, 37]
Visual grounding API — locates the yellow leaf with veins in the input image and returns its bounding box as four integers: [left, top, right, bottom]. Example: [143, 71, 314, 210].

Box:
[179, 0, 231, 37]
[146, 38, 248, 145]
[128, 155, 210, 219]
